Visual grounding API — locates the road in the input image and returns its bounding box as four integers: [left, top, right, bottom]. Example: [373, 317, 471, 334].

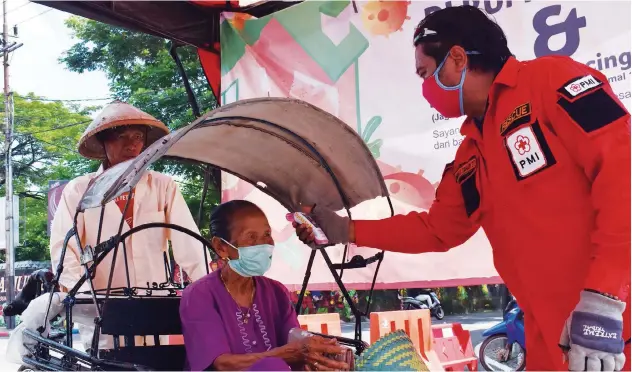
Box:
[0, 311, 502, 371]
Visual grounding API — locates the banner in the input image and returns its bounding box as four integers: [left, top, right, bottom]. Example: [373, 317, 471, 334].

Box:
[48, 180, 69, 236]
[220, 0, 631, 290]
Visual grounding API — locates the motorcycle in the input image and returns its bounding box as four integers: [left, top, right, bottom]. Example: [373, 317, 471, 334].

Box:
[479, 298, 526, 371]
[399, 289, 445, 320]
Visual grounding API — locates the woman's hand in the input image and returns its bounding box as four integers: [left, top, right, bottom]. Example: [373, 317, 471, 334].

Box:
[293, 205, 353, 247]
[303, 337, 350, 371]
[275, 336, 350, 370]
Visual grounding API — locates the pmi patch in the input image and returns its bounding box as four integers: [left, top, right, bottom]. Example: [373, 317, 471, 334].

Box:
[558, 75, 602, 99]
[500, 103, 531, 135]
[505, 121, 556, 180]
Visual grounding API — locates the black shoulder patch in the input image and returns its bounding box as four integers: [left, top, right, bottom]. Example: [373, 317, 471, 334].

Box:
[454, 157, 477, 184]
[454, 157, 479, 217]
[557, 77, 626, 133]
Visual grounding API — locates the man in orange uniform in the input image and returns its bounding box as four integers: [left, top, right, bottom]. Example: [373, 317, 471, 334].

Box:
[295, 6, 630, 371]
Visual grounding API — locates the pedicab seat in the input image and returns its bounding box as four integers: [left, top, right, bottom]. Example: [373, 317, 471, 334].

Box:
[98, 296, 187, 371]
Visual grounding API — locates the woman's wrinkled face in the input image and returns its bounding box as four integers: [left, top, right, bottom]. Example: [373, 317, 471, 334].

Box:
[102, 127, 146, 166]
[217, 207, 274, 260]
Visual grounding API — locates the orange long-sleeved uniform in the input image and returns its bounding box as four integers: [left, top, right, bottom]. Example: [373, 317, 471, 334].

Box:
[355, 56, 631, 370]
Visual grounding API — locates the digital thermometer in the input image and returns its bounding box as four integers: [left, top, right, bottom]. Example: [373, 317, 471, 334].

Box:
[286, 212, 329, 245]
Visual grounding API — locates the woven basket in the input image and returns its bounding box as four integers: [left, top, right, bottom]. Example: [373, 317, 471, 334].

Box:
[354, 330, 430, 371]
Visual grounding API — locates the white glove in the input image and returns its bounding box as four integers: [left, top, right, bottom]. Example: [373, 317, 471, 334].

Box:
[559, 290, 626, 371]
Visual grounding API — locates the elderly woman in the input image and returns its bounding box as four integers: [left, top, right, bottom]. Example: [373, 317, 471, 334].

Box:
[180, 200, 349, 371]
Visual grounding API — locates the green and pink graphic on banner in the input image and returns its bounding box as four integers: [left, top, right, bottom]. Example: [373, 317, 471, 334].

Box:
[219, 0, 631, 290]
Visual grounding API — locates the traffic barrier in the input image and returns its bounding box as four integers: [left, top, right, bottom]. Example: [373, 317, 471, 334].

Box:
[431, 323, 477, 371]
[297, 312, 342, 336]
[369, 309, 444, 370]
[167, 313, 344, 345]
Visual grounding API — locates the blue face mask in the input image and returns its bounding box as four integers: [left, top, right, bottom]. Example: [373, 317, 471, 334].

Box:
[221, 238, 274, 277]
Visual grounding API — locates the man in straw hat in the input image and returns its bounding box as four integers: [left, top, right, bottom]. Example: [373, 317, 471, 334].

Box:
[50, 100, 210, 349]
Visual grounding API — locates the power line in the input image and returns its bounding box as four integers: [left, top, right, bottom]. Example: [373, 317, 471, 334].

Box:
[7, 1, 31, 13]
[15, 86, 211, 103]
[19, 95, 112, 102]
[14, 119, 91, 136]
[14, 8, 51, 25]
[31, 136, 77, 153]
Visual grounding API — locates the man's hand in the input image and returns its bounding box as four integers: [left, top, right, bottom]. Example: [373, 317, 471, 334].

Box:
[293, 205, 351, 247]
[560, 290, 626, 371]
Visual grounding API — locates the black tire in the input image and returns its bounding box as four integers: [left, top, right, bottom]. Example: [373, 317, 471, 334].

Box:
[18, 366, 35, 372]
[433, 306, 445, 320]
[479, 334, 526, 371]
[404, 303, 413, 310]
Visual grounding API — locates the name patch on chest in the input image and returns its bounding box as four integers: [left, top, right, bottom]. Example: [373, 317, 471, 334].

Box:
[506, 126, 547, 177]
[500, 103, 531, 135]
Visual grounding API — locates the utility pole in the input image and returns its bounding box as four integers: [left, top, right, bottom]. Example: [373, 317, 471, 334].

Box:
[3, 0, 22, 330]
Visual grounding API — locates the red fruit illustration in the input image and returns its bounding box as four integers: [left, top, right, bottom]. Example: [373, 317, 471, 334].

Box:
[361, 0, 411, 37]
[384, 169, 436, 210]
[376, 160, 399, 177]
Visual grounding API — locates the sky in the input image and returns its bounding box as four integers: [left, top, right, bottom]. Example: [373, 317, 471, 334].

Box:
[5, 0, 112, 109]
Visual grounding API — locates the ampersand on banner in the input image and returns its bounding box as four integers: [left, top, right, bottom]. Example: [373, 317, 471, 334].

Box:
[532, 5, 586, 58]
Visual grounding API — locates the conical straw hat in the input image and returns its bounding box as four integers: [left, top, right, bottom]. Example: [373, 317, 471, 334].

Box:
[78, 100, 170, 160]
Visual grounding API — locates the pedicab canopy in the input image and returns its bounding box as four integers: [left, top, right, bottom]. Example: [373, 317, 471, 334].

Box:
[53, 0, 632, 289]
[78, 97, 389, 216]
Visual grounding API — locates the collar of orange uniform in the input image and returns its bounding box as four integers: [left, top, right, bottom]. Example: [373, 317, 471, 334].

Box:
[492, 56, 520, 88]
[459, 57, 521, 139]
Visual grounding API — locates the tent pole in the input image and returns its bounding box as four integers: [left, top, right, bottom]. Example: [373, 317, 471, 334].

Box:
[169, 41, 201, 118]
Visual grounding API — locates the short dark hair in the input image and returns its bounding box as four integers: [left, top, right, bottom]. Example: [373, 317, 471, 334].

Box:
[413, 5, 513, 73]
[209, 200, 261, 241]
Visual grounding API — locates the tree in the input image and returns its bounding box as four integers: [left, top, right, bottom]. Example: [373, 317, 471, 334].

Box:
[61, 17, 220, 233]
[0, 94, 96, 261]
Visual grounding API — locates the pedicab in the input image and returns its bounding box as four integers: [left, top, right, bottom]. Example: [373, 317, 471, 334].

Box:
[12, 97, 395, 371]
